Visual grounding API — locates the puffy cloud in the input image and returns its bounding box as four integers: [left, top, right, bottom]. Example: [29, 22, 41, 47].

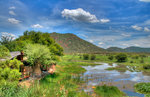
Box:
[122, 44, 129, 46]
[31, 24, 43, 28]
[100, 19, 110, 23]
[9, 6, 16, 10]
[98, 42, 104, 45]
[9, 11, 16, 15]
[121, 33, 131, 37]
[8, 18, 21, 24]
[89, 40, 94, 43]
[62, 8, 108, 23]
[139, 0, 150, 2]
[144, 27, 150, 32]
[131, 25, 142, 31]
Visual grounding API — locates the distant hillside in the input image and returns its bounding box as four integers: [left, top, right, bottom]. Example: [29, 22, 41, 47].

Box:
[107, 47, 124, 52]
[50, 32, 105, 53]
[107, 46, 150, 53]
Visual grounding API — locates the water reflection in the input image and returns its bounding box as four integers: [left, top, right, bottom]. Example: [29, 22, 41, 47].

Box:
[82, 63, 150, 96]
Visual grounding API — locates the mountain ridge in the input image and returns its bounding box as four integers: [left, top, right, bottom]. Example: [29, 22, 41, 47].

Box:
[50, 32, 150, 53]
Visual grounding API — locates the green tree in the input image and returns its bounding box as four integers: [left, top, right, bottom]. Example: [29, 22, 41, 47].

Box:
[17, 31, 63, 56]
[83, 54, 89, 60]
[24, 44, 53, 77]
[91, 54, 96, 60]
[0, 45, 10, 58]
[108, 55, 114, 60]
[115, 53, 127, 62]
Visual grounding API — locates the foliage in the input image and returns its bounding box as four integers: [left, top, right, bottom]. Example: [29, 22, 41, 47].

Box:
[91, 54, 96, 60]
[24, 44, 52, 66]
[83, 54, 89, 60]
[94, 85, 125, 97]
[108, 55, 114, 60]
[1, 31, 63, 56]
[0, 32, 15, 45]
[134, 82, 150, 94]
[116, 53, 127, 62]
[0, 45, 10, 58]
[0, 59, 22, 85]
[18, 31, 63, 56]
[143, 64, 150, 70]
[4, 40, 30, 52]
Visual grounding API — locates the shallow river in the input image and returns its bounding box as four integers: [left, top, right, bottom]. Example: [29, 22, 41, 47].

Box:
[81, 63, 150, 97]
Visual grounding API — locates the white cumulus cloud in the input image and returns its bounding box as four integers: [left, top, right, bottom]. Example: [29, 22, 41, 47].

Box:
[9, 6, 16, 10]
[8, 18, 21, 24]
[144, 27, 150, 32]
[61, 8, 109, 23]
[9, 11, 16, 15]
[100, 19, 110, 23]
[121, 33, 131, 37]
[131, 25, 142, 31]
[31, 24, 43, 28]
[139, 0, 150, 2]
[98, 42, 104, 45]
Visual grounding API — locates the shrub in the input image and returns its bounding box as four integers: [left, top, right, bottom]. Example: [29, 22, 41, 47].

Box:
[130, 61, 134, 63]
[116, 53, 127, 62]
[91, 54, 96, 60]
[94, 85, 125, 97]
[143, 64, 150, 70]
[140, 58, 144, 63]
[108, 55, 114, 60]
[134, 82, 150, 94]
[83, 54, 89, 60]
[0, 45, 10, 58]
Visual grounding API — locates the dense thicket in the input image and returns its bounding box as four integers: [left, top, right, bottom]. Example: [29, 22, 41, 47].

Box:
[0, 45, 10, 58]
[1, 31, 63, 56]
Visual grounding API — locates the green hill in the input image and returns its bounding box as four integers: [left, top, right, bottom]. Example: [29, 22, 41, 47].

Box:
[50, 32, 105, 53]
[107, 47, 124, 52]
[107, 46, 150, 53]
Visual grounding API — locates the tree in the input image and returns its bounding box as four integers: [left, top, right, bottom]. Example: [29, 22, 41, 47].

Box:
[108, 55, 114, 60]
[17, 31, 63, 56]
[0, 32, 15, 45]
[83, 54, 89, 60]
[0, 45, 10, 58]
[91, 54, 96, 60]
[115, 53, 127, 62]
[24, 44, 53, 77]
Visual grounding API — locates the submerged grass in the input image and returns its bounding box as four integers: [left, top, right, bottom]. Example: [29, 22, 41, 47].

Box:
[94, 85, 125, 97]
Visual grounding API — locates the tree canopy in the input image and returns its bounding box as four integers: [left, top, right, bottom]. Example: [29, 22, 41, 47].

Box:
[24, 44, 52, 66]
[0, 45, 10, 58]
[1, 31, 63, 56]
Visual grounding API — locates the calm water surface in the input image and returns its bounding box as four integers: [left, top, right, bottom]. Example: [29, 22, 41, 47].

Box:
[81, 63, 150, 97]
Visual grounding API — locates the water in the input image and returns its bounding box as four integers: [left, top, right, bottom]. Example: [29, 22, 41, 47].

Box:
[81, 63, 150, 97]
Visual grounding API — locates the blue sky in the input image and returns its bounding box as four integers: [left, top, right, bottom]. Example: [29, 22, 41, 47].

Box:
[0, 0, 150, 48]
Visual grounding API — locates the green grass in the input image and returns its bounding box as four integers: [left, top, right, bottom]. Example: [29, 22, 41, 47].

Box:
[134, 82, 150, 95]
[94, 85, 125, 97]
[62, 53, 150, 72]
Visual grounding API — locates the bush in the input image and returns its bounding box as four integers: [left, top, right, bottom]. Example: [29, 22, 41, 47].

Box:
[108, 55, 114, 60]
[143, 64, 150, 70]
[0, 59, 22, 84]
[116, 53, 127, 62]
[0, 45, 10, 58]
[94, 85, 125, 97]
[83, 54, 89, 60]
[134, 82, 150, 94]
[91, 54, 96, 60]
